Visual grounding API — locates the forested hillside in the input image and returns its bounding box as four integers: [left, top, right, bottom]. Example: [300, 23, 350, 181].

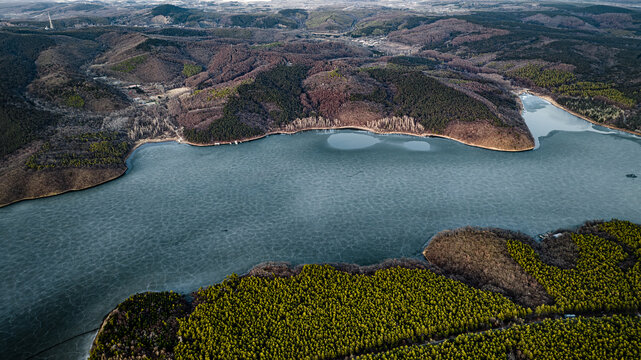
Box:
[183, 65, 308, 143]
[0, 32, 57, 157]
[441, 9, 641, 133]
[367, 68, 502, 131]
[2, 2, 640, 206]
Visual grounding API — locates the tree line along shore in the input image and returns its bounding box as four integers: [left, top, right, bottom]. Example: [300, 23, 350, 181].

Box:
[90, 219, 641, 360]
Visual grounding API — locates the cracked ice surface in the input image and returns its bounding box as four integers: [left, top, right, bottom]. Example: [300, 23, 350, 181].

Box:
[1, 94, 641, 359]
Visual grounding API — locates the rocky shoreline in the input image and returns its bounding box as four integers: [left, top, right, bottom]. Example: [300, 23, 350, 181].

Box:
[0, 109, 536, 209]
[3, 91, 638, 209]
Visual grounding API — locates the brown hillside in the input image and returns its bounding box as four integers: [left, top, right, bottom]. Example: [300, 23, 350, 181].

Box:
[388, 18, 508, 47]
[0, 161, 124, 208]
[423, 227, 552, 307]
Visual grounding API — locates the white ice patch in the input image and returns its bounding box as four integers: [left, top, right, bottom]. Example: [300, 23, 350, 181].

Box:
[402, 141, 431, 151]
[327, 132, 380, 150]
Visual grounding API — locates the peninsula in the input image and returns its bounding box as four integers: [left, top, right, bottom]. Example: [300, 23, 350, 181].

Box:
[90, 219, 641, 359]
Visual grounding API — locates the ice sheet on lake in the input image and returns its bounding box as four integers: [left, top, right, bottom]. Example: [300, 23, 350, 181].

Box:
[521, 94, 616, 149]
[1, 95, 640, 359]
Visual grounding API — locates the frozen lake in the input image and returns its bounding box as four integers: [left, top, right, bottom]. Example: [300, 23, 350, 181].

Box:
[0, 94, 640, 359]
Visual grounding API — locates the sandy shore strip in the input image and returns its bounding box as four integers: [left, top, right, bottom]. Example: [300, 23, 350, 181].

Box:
[0, 106, 540, 208]
[0, 124, 531, 208]
[181, 125, 534, 152]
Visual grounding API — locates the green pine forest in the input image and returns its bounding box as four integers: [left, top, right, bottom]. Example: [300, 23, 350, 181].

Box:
[90, 219, 641, 359]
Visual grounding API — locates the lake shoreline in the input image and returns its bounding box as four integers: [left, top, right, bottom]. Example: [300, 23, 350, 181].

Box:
[4, 90, 639, 209]
[181, 125, 535, 153]
[89, 257, 438, 356]
[89, 220, 639, 359]
[0, 119, 534, 209]
[87, 223, 569, 353]
[0, 136, 179, 209]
